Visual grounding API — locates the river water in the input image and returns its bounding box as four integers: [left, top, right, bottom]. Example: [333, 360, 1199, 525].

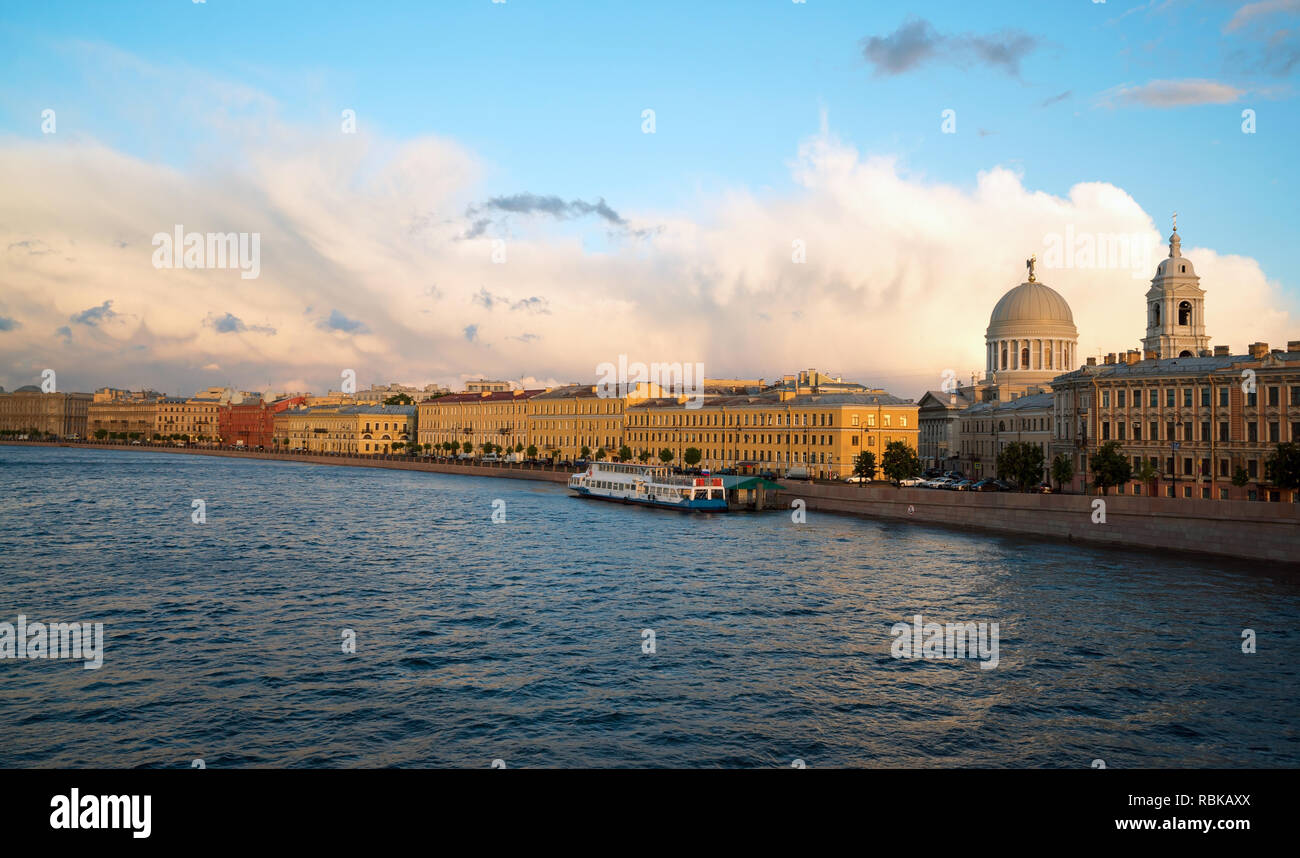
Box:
[1, 445, 1296, 768]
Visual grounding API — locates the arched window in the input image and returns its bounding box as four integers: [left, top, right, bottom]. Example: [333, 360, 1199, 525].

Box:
[1021, 347, 1030, 367]
[1151, 303, 1160, 326]
[1178, 301, 1191, 325]
[1000, 345, 1008, 370]
[998, 421, 1005, 432]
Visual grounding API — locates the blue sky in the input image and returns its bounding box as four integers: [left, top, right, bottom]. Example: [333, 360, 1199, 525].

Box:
[0, 1, 1297, 395]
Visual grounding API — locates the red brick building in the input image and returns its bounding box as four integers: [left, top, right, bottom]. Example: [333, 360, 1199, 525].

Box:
[219, 396, 306, 448]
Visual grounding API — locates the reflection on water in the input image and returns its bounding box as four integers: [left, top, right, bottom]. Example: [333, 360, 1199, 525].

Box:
[1, 446, 1296, 768]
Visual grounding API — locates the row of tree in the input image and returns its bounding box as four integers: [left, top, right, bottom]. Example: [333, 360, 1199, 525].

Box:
[987, 440, 1300, 494]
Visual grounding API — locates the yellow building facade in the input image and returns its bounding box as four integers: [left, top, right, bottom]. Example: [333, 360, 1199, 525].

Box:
[0, 387, 92, 437]
[417, 390, 542, 454]
[274, 405, 416, 454]
[626, 391, 919, 479]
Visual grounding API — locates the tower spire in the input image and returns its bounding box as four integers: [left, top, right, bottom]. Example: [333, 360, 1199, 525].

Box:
[1168, 213, 1181, 258]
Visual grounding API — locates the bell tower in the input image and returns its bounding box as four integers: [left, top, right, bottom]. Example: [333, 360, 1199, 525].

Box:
[1142, 216, 1210, 358]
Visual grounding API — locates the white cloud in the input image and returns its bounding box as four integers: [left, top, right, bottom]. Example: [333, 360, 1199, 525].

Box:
[0, 118, 1293, 400]
[1096, 79, 1245, 108]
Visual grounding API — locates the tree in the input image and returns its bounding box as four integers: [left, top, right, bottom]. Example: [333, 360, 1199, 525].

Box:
[1265, 442, 1300, 490]
[526, 444, 538, 459]
[580, 445, 591, 460]
[880, 441, 921, 483]
[461, 441, 473, 454]
[1089, 441, 1132, 495]
[481, 442, 495, 455]
[684, 447, 702, 468]
[1134, 458, 1157, 488]
[383, 393, 414, 406]
[618, 445, 632, 462]
[515, 443, 524, 453]
[658, 448, 674, 465]
[997, 441, 1046, 491]
[391, 442, 405, 452]
[853, 451, 877, 482]
[94, 429, 108, 440]
[1050, 453, 1074, 492]
[638, 449, 652, 463]
[1231, 466, 1250, 488]
[595, 447, 607, 461]
[422, 443, 432, 454]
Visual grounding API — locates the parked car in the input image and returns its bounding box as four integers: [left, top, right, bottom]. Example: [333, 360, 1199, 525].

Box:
[1033, 483, 1053, 494]
[130, 440, 142, 446]
[843, 475, 871, 484]
[951, 479, 976, 491]
[481, 453, 501, 463]
[923, 477, 953, 489]
[969, 478, 999, 492]
[784, 466, 812, 481]
[897, 477, 925, 487]
[65, 433, 80, 440]
[993, 479, 1016, 491]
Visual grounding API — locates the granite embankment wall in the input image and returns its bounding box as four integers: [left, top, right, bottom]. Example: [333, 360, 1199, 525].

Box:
[8, 442, 1297, 564]
[5, 441, 572, 484]
[775, 481, 1299, 565]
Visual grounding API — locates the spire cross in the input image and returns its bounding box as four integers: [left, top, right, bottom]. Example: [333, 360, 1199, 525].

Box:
[1172, 212, 1177, 232]
[1026, 253, 1036, 282]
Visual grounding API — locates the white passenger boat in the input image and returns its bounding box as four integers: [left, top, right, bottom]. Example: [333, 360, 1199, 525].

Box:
[568, 462, 727, 511]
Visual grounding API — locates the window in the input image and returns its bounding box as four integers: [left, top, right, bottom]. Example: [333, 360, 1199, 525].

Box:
[1102, 390, 1111, 408]
[1270, 422, 1280, 443]
[1268, 386, 1280, 407]
[1220, 422, 1230, 442]
[1220, 387, 1229, 408]
[1134, 390, 1143, 408]
[1133, 422, 1142, 440]
[1102, 422, 1111, 440]
[1247, 390, 1257, 407]
[1183, 389, 1192, 408]
[1201, 388, 1210, 407]
[1117, 390, 1126, 408]
[1248, 422, 1258, 442]
[1178, 301, 1192, 325]
[851, 414, 859, 427]
[1166, 389, 1175, 408]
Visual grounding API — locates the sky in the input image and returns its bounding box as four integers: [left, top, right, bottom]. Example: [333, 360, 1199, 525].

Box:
[1, 0, 1297, 399]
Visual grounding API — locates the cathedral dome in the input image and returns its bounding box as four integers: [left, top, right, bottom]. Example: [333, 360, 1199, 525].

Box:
[988, 281, 1075, 328]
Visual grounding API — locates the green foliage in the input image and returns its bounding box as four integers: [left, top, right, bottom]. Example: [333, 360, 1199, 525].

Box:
[1231, 466, 1250, 488]
[1266, 442, 1300, 489]
[658, 448, 674, 465]
[853, 451, 877, 481]
[383, 393, 414, 405]
[526, 444, 538, 459]
[997, 441, 1046, 491]
[880, 441, 921, 482]
[683, 447, 702, 467]
[618, 445, 632, 462]
[1089, 441, 1132, 495]
[1050, 453, 1074, 490]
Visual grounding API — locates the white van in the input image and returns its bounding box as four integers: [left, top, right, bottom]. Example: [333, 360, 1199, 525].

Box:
[784, 466, 812, 480]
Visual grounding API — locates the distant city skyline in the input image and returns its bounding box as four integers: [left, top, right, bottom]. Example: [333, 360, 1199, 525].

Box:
[1, 0, 1297, 400]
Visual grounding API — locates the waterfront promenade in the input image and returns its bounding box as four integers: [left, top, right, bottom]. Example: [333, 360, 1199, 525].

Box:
[4, 440, 1296, 566]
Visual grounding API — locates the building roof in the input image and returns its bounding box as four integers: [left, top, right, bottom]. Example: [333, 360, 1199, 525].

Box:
[917, 390, 973, 410]
[628, 390, 913, 410]
[422, 389, 542, 404]
[989, 281, 1075, 326]
[1052, 350, 1300, 384]
[963, 392, 1054, 415]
